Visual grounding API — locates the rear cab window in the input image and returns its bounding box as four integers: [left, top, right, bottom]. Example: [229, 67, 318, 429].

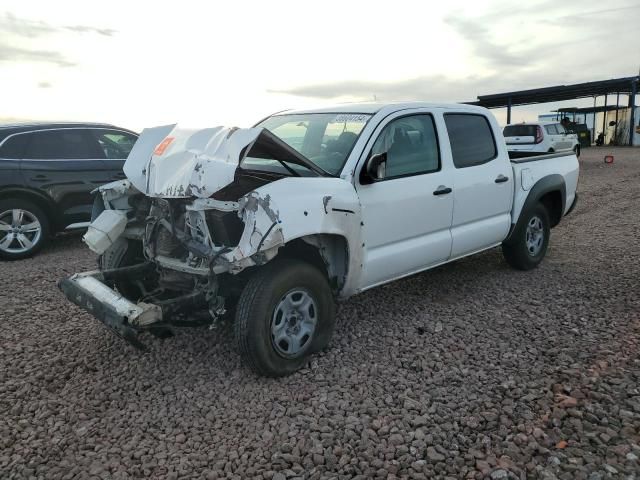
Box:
[444, 113, 497, 168]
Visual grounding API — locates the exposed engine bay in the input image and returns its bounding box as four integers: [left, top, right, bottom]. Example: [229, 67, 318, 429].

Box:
[59, 124, 362, 349]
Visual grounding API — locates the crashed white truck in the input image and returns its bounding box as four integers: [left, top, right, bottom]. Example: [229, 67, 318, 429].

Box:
[59, 103, 579, 376]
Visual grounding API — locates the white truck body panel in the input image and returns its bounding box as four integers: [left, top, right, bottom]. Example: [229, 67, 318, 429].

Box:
[124, 125, 263, 198]
[86, 103, 579, 299]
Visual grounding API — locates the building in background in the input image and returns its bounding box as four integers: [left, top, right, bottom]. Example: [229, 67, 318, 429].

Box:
[538, 106, 640, 146]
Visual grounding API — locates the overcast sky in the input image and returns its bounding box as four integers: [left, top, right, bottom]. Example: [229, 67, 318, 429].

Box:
[1, 0, 638, 130]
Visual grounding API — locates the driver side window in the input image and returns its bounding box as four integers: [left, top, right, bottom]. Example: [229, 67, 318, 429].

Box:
[370, 114, 440, 179]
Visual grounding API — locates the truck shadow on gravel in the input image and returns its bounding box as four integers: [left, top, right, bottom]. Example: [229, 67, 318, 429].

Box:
[91, 247, 513, 382]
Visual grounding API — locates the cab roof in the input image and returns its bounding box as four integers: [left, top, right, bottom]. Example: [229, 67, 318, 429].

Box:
[274, 102, 490, 116]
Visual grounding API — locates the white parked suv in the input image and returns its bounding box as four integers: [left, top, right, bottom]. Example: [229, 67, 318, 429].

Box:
[504, 122, 580, 158]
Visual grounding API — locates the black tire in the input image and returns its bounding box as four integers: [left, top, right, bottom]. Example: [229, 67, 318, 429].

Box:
[99, 239, 148, 300]
[502, 202, 550, 271]
[574, 145, 581, 158]
[0, 198, 50, 260]
[235, 258, 335, 377]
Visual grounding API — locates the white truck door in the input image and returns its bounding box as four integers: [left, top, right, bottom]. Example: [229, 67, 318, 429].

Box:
[355, 111, 454, 289]
[443, 113, 513, 258]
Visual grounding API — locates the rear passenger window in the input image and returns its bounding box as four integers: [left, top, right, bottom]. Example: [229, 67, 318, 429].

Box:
[0, 134, 28, 159]
[556, 124, 566, 134]
[24, 130, 104, 160]
[444, 114, 496, 168]
[370, 114, 440, 178]
[545, 125, 558, 135]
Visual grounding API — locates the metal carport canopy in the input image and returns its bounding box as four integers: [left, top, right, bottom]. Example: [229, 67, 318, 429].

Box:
[472, 76, 639, 108]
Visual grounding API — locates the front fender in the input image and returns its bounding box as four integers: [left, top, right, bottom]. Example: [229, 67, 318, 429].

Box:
[220, 177, 363, 296]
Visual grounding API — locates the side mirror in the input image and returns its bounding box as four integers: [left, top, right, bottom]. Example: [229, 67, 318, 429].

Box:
[362, 152, 387, 183]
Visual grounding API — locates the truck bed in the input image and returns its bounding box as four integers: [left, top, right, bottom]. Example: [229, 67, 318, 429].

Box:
[509, 150, 579, 227]
[509, 150, 575, 162]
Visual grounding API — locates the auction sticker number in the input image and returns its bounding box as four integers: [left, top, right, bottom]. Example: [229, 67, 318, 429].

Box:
[154, 137, 174, 156]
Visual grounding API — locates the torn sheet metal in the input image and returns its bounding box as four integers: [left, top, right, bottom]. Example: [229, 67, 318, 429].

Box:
[215, 177, 364, 295]
[220, 192, 285, 272]
[124, 125, 263, 198]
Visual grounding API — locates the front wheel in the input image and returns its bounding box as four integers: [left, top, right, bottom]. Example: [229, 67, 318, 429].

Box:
[573, 145, 581, 158]
[0, 199, 50, 260]
[235, 259, 335, 377]
[502, 203, 550, 270]
[99, 238, 149, 301]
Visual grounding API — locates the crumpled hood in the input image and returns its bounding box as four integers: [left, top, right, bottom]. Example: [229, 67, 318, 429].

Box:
[124, 125, 263, 198]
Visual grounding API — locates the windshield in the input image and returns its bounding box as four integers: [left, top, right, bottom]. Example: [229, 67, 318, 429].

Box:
[244, 113, 371, 176]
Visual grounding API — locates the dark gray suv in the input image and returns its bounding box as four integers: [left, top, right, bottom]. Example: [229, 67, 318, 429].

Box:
[0, 123, 138, 259]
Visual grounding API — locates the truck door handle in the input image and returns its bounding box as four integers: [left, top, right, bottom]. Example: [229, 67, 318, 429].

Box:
[30, 174, 49, 181]
[433, 186, 452, 196]
[495, 175, 509, 183]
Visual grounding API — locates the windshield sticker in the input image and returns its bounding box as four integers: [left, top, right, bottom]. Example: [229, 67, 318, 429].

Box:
[332, 114, 369, 123]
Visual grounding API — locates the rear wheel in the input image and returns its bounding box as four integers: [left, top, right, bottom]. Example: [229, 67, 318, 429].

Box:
[0, 199, 50, 260]
[502, 202, 550, 270]
[235, 258, 335, 377]
[573, 145, 581, 158]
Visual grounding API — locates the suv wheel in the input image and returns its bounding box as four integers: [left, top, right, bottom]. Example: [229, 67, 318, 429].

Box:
[502, 202, 550, 271]
[235, 259, 335, 377]
[0, 199, 50, 260]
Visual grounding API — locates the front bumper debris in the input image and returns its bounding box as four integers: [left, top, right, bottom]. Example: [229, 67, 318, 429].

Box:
[58, 263, 161, 350]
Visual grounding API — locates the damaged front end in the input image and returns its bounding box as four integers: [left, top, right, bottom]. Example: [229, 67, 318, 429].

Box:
[59, 125, 316, 349]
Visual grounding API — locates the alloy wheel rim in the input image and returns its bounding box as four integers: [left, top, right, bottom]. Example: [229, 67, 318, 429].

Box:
[525, 215, 544, 256]
[271, 289, 318, 358]
[0, 209, 42, 254]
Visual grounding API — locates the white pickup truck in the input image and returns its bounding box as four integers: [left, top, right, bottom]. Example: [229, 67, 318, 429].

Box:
[59, 103, 579, 376]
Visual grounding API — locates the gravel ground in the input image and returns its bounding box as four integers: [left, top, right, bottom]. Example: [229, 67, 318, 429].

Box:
[1, 147, 639, 480]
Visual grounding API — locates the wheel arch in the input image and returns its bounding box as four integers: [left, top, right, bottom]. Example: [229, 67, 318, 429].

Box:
[507, 174, 566, 241]
[277, 234, 350, 295]
[0, 187, 59, 233]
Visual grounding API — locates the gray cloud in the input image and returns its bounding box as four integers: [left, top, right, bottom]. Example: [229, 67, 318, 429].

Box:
[543, 4, 640, 26]
[0, 13, 116, 38]
[0, 12, 115, 67]
[442, 15, 529, 69]
[270, 74, 515, 104]
[272, 0, 638, 105]
[0, 44, 75, 67]
[63, 25, 116, 36]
